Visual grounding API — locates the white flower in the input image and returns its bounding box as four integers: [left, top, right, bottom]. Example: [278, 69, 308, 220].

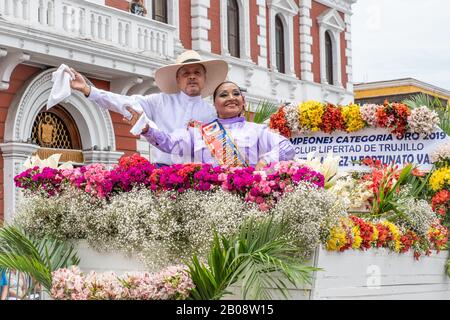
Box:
[407, 106, 440, 137]
[431, 142, 450, 164]
[360, 104, 380, 127]
[23, 153, 73, 171]
[296, 151, 343, 188]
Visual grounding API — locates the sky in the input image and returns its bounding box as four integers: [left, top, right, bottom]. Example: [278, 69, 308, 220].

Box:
[351, 0, 450, 91]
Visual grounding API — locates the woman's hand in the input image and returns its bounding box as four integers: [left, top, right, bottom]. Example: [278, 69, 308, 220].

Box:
[68, 68, 90, 96]
[124, 106, 142, 127]
[255, 160, 267, 171]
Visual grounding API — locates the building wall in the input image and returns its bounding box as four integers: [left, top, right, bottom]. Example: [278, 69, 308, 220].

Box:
[249, 0, 259, 64]
[293, 0, 301, 79]
[208, 0, 221, 55]
[339, 11, 348, 88]
[0, 64, 42, 220]
[180, 0, 193, 49]
[266, 5, 271, 69]
[89, 79, 138, 157]
[105, 0, 129, 11]
[311, 1, 329, 84]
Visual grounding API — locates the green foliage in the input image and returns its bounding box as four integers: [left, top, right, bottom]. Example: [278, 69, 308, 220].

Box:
[246, 100, 279, 124]
[371, 163, 414, 217]
[186, 216, 319, 300]
[403, 93, 450, 136]
[404, 167, 433, 200]
[447, 259, 450, 279]
[0, 225, 80, 293]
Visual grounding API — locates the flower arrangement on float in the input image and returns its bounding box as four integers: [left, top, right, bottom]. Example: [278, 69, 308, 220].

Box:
[270, 100, 440, 138]
[51, 265, 194, 300]
[6, 149, 450, 299]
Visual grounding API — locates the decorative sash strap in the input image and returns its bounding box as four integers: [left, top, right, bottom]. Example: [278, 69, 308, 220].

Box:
[190, 120, 248, 167]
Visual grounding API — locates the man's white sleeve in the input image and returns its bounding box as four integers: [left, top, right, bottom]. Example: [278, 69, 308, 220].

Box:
[87, 86, 158, 120]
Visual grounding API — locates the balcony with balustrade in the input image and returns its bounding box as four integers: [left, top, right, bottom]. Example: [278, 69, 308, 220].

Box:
[0, 0, 181, 90]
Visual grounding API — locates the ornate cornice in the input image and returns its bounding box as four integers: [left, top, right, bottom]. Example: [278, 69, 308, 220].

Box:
[313, 0, 356, 14]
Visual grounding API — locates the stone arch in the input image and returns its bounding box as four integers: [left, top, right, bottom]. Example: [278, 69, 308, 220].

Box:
[4, 68, 116, 150]
[0, 68, 123, 222]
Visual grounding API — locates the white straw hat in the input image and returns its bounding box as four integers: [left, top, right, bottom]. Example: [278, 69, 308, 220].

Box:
[154, 50, 229, 98]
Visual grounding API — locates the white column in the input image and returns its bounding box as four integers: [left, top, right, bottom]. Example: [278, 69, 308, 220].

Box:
[53, 0, 64, 34]
[0, 142, 39, 223]
[241, 0, 251, 61]
[83, 150, 124, 169]
[219, 0, 230, 56]
[269, 8, 276, 71]
[191, 0, 211, 52]
[256, 0, 267, 68]
[344, 13, 353, 92]
[287, 16, 296, 77]
[299, 0, 313, 82]
[319, 25, 326, 84]
[171, 0, 184, 56]
[333, 30, 342, 88]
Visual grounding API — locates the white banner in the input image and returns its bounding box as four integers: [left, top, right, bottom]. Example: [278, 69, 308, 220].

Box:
[290, 128, 450, 171]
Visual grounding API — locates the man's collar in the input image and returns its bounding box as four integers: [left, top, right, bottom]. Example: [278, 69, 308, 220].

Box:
[179, 90, 202, 102]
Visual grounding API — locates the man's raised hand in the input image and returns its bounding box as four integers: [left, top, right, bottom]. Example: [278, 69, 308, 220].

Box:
[67, 68, 90, 96]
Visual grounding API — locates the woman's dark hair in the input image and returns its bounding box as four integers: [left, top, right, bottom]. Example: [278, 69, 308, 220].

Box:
[213, 81, 242, 101]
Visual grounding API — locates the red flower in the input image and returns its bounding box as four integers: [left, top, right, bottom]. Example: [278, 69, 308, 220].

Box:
[118, 153, 150, 170]
[411, 168, 426, 177]
[375, 102, 411, 137]
[269, 107, 291, 138]
[320, 104, 345, 134]
[350, 216, 374, 250]
[431, 190, 450, 217]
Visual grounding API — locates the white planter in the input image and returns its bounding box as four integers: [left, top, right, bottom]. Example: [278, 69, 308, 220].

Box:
[75, 240, 149, 275]
[73, 242, 450, 300]
[310, 247, 450, 300]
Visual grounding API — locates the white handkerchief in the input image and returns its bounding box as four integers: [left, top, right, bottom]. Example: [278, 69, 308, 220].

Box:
[47, 64, 75, 110]
[123, 101, 144, 121]
[130, 113, 159, 136]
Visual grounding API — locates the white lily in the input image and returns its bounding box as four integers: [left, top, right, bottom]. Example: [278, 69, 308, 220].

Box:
[23, 153, 73, 171]
[296, 151, 343, 189]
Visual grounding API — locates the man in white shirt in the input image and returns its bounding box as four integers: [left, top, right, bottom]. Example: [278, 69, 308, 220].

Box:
[68, 50, 229, 165]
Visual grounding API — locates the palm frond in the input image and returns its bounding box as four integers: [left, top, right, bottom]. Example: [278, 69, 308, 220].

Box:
[187, 216, 319, 300]
[0, 225, 80, 292]
[246, 100, 279, 124]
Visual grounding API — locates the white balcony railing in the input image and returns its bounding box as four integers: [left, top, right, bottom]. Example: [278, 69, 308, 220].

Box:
[0, 0, 175, 58]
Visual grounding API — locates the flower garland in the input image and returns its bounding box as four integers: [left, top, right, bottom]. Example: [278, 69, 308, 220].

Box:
[298, 101, 325, 132]
[342, 104, 366, 133]
[269, 100, 441, 138]
[326, 215, 448, 259]
[14, 156, 324, 211]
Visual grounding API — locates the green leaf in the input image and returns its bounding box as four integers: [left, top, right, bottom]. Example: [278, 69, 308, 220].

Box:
[0, 225, 79, 294]
[246, 100, 279, 124]
[186, 216, 318, 300]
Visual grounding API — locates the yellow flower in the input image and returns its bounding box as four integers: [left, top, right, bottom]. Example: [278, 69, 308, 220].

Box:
[326, 225, 347, 251]
[298, 101, 325, 132]
[382, 221, 402, 252]
[341, 104, 365, 132]
[352, 226, 363, 249]
[371, 225, 379, 242]
[429, 166, 450, 192]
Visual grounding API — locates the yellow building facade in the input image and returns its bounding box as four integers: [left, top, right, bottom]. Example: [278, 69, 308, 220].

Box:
[354, 78, 450, 105]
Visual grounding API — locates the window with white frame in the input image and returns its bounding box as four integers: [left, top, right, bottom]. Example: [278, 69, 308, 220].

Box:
[227, 0, 240, 58]
[142, 0, 177, 26]
[325, 30, 333, 85]
[275, 14, 285, 74]
[267, 0, 298, 76]
[317, 8, 345, 87]
[152, 0, 168, 23]
[220, 0, 250, 60]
